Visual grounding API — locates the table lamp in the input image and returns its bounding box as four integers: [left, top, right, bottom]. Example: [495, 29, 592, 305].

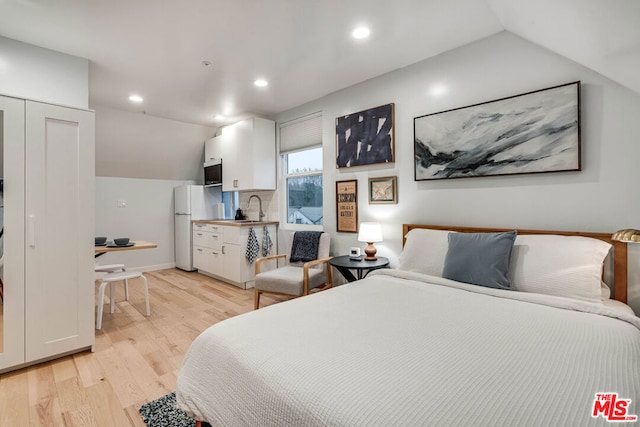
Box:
[358, 222, 383, 261]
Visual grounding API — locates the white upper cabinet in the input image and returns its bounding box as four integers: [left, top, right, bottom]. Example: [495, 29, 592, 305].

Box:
[221, 117, 276, 192]
[204, 135, 223, 163]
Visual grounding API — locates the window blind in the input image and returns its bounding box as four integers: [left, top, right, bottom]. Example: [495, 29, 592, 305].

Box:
[279, 112, 322, 154]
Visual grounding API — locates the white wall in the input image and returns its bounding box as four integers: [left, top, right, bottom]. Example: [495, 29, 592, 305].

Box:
[0, 36, 88, 108]
[93, 105, 215, 181]
[95, 177, 195, 271]
[275, 31, 640, 314]
[92, 107, 218, 272]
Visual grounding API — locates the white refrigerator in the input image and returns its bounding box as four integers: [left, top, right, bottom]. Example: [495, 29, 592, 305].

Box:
[174, 185, 223, 271]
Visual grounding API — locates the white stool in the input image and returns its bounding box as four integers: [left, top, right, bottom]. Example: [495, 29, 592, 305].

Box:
[96, 270, 150, 330]
[95, 264, 128, 300]
[94, 263, 125, 273]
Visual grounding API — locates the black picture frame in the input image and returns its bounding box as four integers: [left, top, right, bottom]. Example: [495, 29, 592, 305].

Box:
[414, 82, 581, 180]
[336, 103, 395, 168]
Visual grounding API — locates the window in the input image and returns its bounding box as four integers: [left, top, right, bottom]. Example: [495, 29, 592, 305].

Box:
[279, 112, 323, 227]
[284, 147, 323, 225]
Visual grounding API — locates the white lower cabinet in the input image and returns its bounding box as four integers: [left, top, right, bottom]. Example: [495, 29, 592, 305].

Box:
[0, 96, 95, 372]
[193, 223, 277, 289]
[193, 224, 223, 273]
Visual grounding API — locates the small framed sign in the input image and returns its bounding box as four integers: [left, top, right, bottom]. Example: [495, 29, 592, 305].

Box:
[336, 180, 358, 233]
[368, 176, 397, 204]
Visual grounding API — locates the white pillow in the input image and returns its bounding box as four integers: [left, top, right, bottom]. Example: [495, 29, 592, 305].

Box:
[398, 228, 452, 276]
[509, 234, 612, 303]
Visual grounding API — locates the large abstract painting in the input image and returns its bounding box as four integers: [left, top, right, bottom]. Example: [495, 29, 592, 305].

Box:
[336, 103, 395, 168]
[414, 82, 581, 180]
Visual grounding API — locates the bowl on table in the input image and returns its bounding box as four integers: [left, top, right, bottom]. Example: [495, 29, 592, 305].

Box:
[113, 238, 130, 246]
[95, 237, 107, 245]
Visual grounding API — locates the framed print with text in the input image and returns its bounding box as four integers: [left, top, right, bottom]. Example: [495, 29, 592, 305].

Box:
[336, 180, 358, 233]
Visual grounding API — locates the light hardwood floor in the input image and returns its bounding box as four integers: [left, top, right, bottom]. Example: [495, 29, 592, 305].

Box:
[0, 269, 286, 426]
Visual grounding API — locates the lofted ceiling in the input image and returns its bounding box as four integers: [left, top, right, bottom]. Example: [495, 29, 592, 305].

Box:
[0, 0, 638, 127]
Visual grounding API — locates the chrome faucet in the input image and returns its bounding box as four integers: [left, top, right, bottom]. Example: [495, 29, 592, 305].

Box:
[248, 195, 265, 221]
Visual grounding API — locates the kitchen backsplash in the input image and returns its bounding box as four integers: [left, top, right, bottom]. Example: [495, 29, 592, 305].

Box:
[238, 190, 278, 222]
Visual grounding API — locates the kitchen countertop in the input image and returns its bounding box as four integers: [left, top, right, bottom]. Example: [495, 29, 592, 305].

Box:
[192, 219, 279, 227]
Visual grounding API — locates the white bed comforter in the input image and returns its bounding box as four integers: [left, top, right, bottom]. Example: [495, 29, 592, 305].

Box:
[176, 270, 640, 427]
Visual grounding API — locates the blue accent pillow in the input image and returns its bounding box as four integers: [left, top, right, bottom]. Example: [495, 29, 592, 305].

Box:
[442, 231, 517, 290]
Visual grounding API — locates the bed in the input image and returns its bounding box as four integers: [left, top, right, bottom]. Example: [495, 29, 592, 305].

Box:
[176, 224, 640, 426]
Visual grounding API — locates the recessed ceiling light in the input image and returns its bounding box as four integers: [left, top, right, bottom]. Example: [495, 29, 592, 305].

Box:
[214, 114, 225, 120]
[352, 26, 370, 39]
[254, 79, 268, 87]
[129, 94, 143, 103]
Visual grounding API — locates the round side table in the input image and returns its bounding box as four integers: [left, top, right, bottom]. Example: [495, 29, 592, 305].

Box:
[330, 255, 390, 282]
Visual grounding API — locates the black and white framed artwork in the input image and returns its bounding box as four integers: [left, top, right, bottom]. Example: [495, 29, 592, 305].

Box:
[414, 82, 581, 180]
[336, 103, 395, 168]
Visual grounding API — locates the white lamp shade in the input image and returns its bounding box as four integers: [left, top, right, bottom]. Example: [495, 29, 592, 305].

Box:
[358, 222, 383, 243]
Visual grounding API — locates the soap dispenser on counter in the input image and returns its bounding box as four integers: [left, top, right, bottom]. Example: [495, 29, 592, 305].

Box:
[235, 208, 247, 220]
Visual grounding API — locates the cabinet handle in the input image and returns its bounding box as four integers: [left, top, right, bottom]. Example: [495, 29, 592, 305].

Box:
[27, 214, 36, 247]
[196, 233, 203, 236]
[222, 245, 226, 255]
[197, 248, 203, 252]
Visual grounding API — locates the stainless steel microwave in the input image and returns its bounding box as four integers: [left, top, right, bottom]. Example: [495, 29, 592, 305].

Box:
[204, 160, 222, 187]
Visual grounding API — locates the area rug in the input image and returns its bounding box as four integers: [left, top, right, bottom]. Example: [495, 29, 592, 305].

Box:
[139, 392, 211, 427]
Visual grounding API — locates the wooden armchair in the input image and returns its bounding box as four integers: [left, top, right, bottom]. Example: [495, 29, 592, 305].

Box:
[254, 232, 332, 309]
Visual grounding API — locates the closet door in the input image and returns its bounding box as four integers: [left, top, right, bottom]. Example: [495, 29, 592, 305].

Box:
[0, 96, 26, 371]
[24, 101, 95, 361]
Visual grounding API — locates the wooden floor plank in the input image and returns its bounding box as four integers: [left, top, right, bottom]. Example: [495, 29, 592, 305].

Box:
[0, 370, 31, 426]
[29, 396, 65, 427]
[0, 268, 289, 425]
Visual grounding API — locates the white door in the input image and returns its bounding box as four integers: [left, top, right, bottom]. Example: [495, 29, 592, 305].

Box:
[0, 96, 26, 371]
[24, 101, 95, 361]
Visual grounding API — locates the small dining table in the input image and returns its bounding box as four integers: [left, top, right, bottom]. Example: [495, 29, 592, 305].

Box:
[95, 240, 157, 257]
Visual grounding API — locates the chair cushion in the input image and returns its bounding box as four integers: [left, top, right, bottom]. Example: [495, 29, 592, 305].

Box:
[255, 266, 328, 295]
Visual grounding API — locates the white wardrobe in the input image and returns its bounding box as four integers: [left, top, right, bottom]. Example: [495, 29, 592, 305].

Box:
[0, 95, 95, 372]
